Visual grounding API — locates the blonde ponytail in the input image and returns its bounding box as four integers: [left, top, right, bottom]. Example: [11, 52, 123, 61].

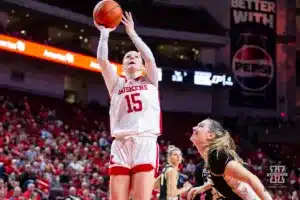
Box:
[206, 119, 244, 165]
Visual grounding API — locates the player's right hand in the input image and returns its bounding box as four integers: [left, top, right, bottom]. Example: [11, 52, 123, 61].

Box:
[93, 21, 116, 32]
[187, 187, 201, 200]
[183, 181, 192, 190]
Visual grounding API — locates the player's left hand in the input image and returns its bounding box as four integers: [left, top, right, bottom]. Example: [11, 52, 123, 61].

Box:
[121, 11, 135, 35]
[93, 20, 116, 32]
[187, 187, 201, 200]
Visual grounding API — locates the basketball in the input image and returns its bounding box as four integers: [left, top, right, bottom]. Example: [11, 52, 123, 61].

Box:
[93, 0, 123, 29]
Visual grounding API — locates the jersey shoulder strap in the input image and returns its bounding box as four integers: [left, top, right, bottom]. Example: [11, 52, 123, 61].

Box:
[161, 165, 174, 185]
[163, 165, 173, 173]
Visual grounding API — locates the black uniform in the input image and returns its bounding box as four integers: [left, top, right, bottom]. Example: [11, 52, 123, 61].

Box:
[159, 165, 180, 200]
[194, 161, 214, 200]
[207, 149, 243, 200]
[193, 150, 245, 200]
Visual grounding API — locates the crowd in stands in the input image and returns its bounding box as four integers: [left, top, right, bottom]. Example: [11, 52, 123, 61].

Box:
[0, 88, 299, 200]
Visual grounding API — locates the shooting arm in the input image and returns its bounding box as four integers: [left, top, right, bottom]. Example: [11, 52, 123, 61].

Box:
[97, 29, 118, 96]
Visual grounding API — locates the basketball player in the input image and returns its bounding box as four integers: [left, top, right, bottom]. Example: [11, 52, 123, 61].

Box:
[154, 145, 192, 199]
[95, 11, 160, 200]
[193, 160, 228, 200]
[187, 118, 272, 200]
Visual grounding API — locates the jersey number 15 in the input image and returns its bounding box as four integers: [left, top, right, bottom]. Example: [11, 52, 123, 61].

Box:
[125, 93, 143, 113]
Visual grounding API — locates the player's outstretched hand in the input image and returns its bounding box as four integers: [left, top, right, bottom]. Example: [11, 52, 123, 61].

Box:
[184, 182, 192, 190]
[93, 21, 116, 32]
[121, 11, 135, 35]
[187, 187, 201, 200]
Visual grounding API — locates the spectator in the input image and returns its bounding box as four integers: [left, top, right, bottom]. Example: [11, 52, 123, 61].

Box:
[77, 182, 89, 198]
[9, 187, 21, 200]
[0, 189, 7, 200]
[25, 145, 37, 162]
[22, 183, 41, 200]
[19, 164, 36, 190]
[66, 187, 79, 200]
[82, 189, 91, 200]
[184, 159, 196, 175]
[98, 132, 109, 149]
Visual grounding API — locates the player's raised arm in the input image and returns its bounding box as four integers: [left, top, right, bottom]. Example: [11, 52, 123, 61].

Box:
[95, 22, 118, 96]
[122, 12, 159, 86]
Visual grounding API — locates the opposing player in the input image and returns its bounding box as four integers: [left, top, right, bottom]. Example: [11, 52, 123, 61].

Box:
[188, 118, 272, 200]
[95, 11, 160, 200]
[154, 145, 192, 199]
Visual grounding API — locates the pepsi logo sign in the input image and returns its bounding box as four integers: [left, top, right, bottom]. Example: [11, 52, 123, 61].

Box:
[232, 45, 274, 92]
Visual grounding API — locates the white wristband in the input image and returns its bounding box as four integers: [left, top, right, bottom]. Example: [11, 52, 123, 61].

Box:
[97, 29, 110, 60]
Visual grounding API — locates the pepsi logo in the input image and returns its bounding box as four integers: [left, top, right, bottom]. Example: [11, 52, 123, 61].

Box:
[232, 45, 274, 92]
